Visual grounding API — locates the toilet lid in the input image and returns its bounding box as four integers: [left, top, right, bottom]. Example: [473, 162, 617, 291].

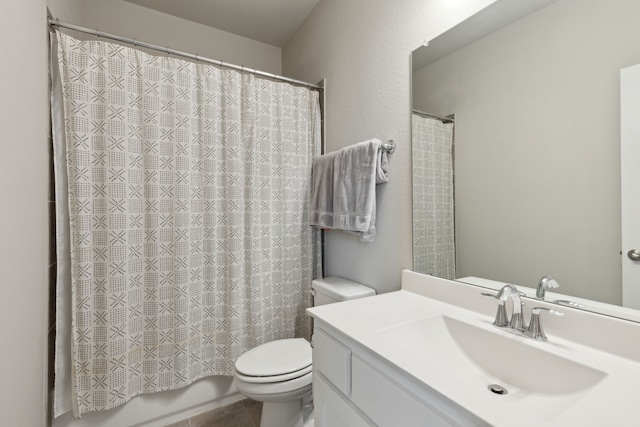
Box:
[235, 338, 312, 377]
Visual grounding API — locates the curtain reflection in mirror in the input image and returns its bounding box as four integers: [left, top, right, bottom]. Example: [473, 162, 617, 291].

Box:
[412, 113, 455, 279]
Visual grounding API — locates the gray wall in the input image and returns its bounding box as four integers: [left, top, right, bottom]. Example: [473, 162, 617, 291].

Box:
[47, 0, 282, 74]
[412, 0, 640, 304]
[283, 0, 496, 294]
[1, 2, 50, 426]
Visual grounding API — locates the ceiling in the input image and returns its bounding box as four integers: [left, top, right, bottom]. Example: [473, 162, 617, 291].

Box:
[124, 0, 320, 47]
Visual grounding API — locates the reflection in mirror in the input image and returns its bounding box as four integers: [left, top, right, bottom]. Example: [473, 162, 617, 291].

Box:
[412, 111, 455, 279]
[411, 0, 640, 322]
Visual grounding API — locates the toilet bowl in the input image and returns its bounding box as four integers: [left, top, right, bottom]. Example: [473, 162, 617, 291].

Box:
[233, 277, 375, 427]
[233, 338, 312, 427]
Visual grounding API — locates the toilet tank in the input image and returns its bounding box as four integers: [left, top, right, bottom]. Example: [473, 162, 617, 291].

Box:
[311, 277, 376, 306]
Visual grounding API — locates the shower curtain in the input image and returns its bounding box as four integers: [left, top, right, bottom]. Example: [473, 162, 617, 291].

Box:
[52, 31, 321, 417]
[412, 114, 455, 279]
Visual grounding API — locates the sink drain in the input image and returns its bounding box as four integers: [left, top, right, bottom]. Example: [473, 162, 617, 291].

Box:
[488, 384, 507, 395]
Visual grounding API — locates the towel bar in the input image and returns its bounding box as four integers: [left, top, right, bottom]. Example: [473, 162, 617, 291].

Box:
[382, 140, 396, 154]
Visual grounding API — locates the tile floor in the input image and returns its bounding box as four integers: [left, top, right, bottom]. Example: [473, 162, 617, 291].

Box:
[163, 398, 262, 427]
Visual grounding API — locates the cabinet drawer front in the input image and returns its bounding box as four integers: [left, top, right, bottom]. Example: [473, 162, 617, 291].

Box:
[351, 355, 452, 427]
[314, 375, 373, 427]
[313, 328, 351, 395]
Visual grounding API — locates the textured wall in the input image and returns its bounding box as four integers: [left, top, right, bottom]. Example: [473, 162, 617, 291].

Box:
[47, 0, 282, 74]
[282, 0, 496, 294]
[1, 1, 49, 426]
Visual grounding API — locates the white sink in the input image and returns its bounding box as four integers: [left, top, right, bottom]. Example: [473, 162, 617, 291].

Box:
[376, 315, 606, 396]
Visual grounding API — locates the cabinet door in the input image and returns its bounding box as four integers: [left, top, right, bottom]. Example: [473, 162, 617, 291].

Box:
[314, 375, 373, 427]
[351, 356, 453, 427]
[313, 328, 352, 395]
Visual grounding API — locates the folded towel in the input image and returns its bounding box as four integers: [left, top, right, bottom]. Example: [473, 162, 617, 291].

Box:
[309, 138, 389, 242]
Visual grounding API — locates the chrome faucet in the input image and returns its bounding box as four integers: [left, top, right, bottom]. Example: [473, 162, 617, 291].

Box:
[483, 284, 525, 332]
[536, 275, 559, 299]
[483, 285, 564, 341]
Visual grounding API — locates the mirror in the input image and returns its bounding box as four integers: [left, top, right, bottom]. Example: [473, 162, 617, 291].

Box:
[411, 0, 640, 322]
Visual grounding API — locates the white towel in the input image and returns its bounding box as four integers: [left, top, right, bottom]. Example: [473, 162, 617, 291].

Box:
[309, 138, 389, 242]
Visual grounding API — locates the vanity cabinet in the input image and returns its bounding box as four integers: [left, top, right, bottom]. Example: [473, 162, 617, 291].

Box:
[312, 325, 476, 427]
[308, 271, 640, 426]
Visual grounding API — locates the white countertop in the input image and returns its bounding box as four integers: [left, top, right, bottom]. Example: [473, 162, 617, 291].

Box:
[307, 271, 640, 426]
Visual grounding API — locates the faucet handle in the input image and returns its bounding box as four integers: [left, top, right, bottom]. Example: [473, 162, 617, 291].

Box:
[481, 290, 526, 298]
[481, 292, 509, 327]
[525, 307, 564, 341]
[481, 292, 498, 299]
[532, 307, 564, 316]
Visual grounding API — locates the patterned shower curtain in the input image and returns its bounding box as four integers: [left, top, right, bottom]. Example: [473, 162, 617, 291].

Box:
[54, 31, 321, 417]
[412, 114, 455, 279]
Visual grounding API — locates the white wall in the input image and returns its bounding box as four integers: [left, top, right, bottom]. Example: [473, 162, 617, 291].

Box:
[1, 1, 49, 426]
[282, 0, 497, 294]
[3, 0, 282, 425]
[46, 0, 282, 75]
[412, 0, 640, 305]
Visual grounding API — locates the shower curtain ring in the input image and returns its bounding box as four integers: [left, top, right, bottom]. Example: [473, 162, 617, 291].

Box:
[132, 38, 137, 47]
[96, 28, 100, 39]
[195, 53, 199, 62]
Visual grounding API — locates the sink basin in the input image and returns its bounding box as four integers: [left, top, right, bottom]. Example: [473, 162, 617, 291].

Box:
[376, 315, 606, 396]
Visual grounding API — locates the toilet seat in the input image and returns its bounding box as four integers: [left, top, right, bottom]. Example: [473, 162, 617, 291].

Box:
[235, 364, 313, 383]
[233, 370, 313, 401]
[235, 338, 312, 383]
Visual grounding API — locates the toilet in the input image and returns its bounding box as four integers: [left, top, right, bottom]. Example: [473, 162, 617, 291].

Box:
[233, 277, 375, 427]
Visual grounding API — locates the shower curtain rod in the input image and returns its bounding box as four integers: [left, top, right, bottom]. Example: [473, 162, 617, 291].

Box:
[412, 109, 454, 123]
[48, 18, 323, 91]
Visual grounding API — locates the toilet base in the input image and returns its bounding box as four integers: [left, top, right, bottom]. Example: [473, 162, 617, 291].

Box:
[260, 398, 304, 427]
[303, 399, 315, 427]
